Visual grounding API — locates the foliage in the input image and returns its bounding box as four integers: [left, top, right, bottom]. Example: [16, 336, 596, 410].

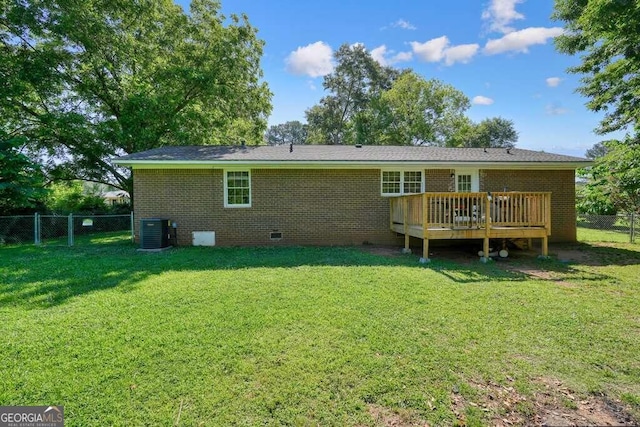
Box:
[554, 0, 640, 136]
[585, 141, 609, 159]
[0, 0, 271, 196]
[265, 120, 308, 145]
[304, 44, 519, 147]
[463, 117, 518, 148]
[378, 71, 470, 146]
[305, 44, 399, 145]
[579, 139, 640, 215]
[0, 138, 46, 214]
[1, 244, 639, 424]
[44, 181, 108, 214]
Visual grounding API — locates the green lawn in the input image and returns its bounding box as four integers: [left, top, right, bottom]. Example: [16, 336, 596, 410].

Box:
[578, 226, 636, 243]
[1, 238, 639, 426]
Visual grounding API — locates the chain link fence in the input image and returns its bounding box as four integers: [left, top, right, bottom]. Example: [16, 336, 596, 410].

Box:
[0, 213, 134, 247]
[577, 213, 638, 243]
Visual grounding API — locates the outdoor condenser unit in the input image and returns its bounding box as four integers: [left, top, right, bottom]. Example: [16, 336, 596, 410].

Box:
[140, 218, 170, 249]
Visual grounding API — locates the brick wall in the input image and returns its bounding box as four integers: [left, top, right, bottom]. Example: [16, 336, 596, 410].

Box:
[424, 169, 454, 192]
[133, 168, 403, 246]
[133, 167, 577, 247]
[481, 169, 576, 242]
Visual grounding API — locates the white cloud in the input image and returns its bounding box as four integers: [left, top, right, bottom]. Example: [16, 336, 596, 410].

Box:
[285, 41, 334, 77]
[546, 77, 562, 87]
[473, 96, 495, 106]
[392, 51, 413, 63]
[307, 80, 317, 91]
[392, 19, 417, 30]
[545, 102, 569, 115]
[370, 45, 389, 65]
[444, 43, 480, 66]
[411, 37, 478, 66]
[483, 27, 565, 55]
[482, 0, 525, 34]
[410, 36, 449, 62]
[370, 45, 413, 66]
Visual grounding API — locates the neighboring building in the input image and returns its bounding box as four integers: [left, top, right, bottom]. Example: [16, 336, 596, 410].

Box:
[103, 190, 130, 206]
[114, 145, 590, 250]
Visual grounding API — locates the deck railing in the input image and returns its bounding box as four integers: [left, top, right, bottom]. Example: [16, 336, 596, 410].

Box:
[390, 192, 551, 231]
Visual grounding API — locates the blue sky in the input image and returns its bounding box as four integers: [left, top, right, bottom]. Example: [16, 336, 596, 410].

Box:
[177, 0, 615, 157]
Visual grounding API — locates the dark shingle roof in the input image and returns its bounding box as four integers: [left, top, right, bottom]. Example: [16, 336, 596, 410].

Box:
[115, 145, 589, 165]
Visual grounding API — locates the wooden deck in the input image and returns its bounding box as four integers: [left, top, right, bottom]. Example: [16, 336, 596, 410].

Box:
[390, 192, 551, 260]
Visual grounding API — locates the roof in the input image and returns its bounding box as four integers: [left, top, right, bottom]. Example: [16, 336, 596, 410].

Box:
[114, 145, 590, 169]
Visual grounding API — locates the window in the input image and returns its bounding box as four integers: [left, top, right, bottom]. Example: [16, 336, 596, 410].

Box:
[381, 171, 423, 196]
[455, 169, 479, 192]
[457, 174, 472, 192]
[224, 170, 251, 207]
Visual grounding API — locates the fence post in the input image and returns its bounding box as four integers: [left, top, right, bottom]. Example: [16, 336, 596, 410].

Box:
[68, 213, 74, 246]
[631, 213, 635, 244]
[34, 213, 41, 245]
[130, 211, 135, 243]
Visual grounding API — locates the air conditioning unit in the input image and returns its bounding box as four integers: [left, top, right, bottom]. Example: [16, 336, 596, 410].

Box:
[140, 218, 170, 249]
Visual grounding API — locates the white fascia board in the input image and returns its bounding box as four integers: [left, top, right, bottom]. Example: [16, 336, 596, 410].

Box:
[115, 159, 591, 170]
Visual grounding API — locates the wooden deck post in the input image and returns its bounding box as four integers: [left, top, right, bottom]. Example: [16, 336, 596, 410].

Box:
[422, 193, 429, 261]
[403, 197, 410, 252]
[482, 193, 491, 262]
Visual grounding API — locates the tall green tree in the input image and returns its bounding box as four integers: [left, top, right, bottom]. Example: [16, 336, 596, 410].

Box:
[265, 121, 308, 145]
[1, 0, 271, 196]
[0, 138, 46, 214]
[305, 44, 398, 145]
[463, 117, 518, 148]
[378, 71, 470, 146]
[554, 0, 640, 135]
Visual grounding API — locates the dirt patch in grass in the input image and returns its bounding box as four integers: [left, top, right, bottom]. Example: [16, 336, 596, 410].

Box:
[367, 404, 427, 426]
[452, 377, 637, 426]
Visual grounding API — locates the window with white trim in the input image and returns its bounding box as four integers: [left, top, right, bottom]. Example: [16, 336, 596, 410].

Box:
[455, 169, 479, 193]
[224, 170, 251, 207]
[381, 170, 424, 196]
[457, 174, 472, 192]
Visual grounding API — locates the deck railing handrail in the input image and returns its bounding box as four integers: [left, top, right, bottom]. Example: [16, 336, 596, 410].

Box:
[390, 191, 551, 232]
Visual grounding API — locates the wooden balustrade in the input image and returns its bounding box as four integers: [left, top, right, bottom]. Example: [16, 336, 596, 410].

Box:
[389, 191, 552, 259]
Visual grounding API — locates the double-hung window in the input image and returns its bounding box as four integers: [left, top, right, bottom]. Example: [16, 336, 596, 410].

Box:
[381, 170, 424, 196]
[224, 170, 251, 207]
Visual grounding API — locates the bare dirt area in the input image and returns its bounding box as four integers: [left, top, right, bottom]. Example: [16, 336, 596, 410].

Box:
[367, 404, 427, 427]
[452, 378, 637, 427]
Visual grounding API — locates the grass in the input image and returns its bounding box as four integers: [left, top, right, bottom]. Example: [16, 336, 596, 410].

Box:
[578, 226, 636, 243]
[1, 236, 639, 425]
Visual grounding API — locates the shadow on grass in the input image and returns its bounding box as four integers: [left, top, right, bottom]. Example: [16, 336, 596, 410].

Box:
[0, 240, 535, 309]
[2, 240, 636, 309]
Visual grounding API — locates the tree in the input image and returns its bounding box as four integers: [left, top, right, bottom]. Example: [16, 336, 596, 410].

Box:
[578, 138, 640, 215]
[265, 121, 308, 145]
[463, 117, 518, 148]
[378, 71, 470, 145]
[1, 0, 271, 197]
[305, 44, 398, 145]
[0, 138, 46, 214]
[554, 1, 640, 136]
[585, 141, 609, 159]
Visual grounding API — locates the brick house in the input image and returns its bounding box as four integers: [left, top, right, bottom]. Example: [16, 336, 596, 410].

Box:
[115, 145, 589, 254]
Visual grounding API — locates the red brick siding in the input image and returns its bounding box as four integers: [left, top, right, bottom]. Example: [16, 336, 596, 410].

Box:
[134, 169, 403, 246]
[133, 167, 577, 246]
[424, 169, 454, 192]
[481, 169, 576, 242]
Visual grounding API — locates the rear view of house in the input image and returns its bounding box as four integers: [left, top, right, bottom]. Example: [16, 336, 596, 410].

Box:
[115, 145, 589, 256]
